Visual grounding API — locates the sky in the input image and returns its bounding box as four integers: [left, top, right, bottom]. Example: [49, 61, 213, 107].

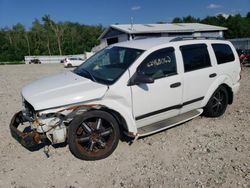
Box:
[0, 0, 249, 29]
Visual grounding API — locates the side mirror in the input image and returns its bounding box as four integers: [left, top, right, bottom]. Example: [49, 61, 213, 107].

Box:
[128, 72, 154, 86]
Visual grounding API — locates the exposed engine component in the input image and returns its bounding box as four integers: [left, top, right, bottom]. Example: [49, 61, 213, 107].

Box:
[46, 126, 67, 144]
[36, 114, 67, 144]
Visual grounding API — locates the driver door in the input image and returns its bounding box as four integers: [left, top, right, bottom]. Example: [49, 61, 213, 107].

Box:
[130, 47, 183, 127]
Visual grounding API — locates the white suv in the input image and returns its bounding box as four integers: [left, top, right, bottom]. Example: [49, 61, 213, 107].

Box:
[64, 57, 85, 68]
[10, 37, 241, 160]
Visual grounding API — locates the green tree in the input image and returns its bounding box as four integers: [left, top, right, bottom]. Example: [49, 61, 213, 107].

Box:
[2, 12, 249, 62]
[42, 15, 65, 55]
[172, 17, 183, 23]
[182, 15, 199, 23]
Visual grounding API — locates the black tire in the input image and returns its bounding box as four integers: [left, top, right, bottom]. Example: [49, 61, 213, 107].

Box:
[203, 86, 228, 117]
[67, 64, 72, 68]
[68, 110, 120, 160]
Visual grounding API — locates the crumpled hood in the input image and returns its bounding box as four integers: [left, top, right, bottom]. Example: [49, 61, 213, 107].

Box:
[22, 71, 108, 111]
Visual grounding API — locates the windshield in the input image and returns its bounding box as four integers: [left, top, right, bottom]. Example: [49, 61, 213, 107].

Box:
[73, 46, 144, 85]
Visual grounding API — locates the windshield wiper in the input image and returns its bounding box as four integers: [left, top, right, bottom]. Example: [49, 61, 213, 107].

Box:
[77, 69, 97, 82]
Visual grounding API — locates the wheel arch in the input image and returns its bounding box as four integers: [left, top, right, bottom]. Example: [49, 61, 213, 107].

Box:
[221, 83, 233, 104]
[98, 107, 134, 139]
[84, 101, 137, 137]
[201, 75, 234, 107]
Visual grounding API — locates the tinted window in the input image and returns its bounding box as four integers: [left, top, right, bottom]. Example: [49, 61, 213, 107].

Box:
[180, 44, 211, 72]
[212, 44, 235, 64]
[137, 47, 177, 79]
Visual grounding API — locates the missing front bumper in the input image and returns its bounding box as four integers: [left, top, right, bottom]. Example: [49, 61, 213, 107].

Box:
[9, 111, 41, 149]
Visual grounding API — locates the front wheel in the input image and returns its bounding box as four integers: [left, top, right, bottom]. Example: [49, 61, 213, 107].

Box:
[66, 63, 72, 68]
[203, 86, 228, 117]
[68, 110, 120, 160]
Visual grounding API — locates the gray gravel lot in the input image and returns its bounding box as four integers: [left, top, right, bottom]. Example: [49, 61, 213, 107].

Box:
[0, 64, 249, 188]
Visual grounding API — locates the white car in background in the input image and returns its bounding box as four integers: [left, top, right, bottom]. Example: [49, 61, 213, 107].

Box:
[10, 37, 241, 161]
[64, 57, 85, 68]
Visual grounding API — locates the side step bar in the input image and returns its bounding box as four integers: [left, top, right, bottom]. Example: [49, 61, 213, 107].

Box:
[137, 109, 203, 137]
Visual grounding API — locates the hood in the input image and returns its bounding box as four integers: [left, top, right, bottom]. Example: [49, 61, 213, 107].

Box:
[22, 71, 108, 111]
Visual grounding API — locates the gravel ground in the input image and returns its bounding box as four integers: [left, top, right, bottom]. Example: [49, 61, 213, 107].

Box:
[0, 64, 249, 188]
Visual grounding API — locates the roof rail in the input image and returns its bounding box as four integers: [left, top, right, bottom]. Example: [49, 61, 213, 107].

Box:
[170, 36, 224, 42]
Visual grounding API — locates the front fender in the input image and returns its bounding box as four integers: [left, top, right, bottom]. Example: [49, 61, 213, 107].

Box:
[89, 99, 137, 135]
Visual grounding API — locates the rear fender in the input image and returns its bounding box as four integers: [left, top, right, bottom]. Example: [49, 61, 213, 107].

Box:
[201, 75, 233, 107]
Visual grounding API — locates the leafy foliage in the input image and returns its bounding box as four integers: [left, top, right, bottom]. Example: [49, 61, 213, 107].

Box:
[172, 12, 250, 39]
[0, 15, 104, 61]
[0, 13, 249, 61]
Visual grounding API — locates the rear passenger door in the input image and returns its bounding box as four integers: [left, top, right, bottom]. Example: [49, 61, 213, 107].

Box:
[179, 43, 216, 113]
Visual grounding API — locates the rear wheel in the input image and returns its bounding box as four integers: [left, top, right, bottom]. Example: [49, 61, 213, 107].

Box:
[203, 86, 228, 117]
[68, 110, 120, 160]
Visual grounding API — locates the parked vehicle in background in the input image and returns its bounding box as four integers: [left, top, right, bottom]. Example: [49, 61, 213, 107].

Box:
[29, 59, 41, 64]
[236, 49, 243, 57]
[10, 37, 241, 160]
[239, 50, 250, 65]
[60, 58, 66, 63]
[64, 57, 85, 68]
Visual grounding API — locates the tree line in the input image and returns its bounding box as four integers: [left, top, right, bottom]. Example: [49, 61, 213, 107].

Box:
[172, 12, 250, 39]
[0, 13, 250, 62]
[0, 15, 103, 62]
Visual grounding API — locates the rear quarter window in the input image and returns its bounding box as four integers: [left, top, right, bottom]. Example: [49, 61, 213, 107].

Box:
[212, 43, 235, 64]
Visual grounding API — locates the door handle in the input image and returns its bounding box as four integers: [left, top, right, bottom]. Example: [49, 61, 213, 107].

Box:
[209, 73, 217, 78]
[170, 82, 181, 88]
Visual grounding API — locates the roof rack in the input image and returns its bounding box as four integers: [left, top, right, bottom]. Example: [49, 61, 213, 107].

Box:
[170, 36, 224, 42]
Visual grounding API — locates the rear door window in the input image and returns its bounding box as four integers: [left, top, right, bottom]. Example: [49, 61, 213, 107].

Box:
[212, 44, 235, 64]
[180, 44, 211, 72]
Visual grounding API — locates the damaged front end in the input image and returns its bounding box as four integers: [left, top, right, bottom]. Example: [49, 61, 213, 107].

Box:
[10, 99, 93, 151]
[10, 111, 44, 149]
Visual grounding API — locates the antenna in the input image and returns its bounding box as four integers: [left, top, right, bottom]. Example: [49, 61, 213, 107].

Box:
[130, 17, 134, 30]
